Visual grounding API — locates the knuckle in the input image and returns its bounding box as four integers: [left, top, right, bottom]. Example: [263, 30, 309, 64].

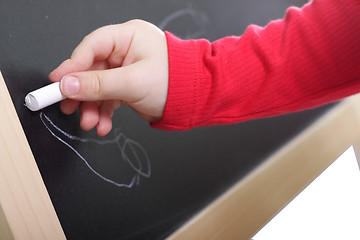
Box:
[86, 72, 101, 98]
[82, 33, 91, 43]
[80, 33, 93, 48]
[126, 19, 146, 27]
[127, 19, 141, 25]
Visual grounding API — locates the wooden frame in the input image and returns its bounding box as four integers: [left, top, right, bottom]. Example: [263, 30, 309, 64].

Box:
[1, 70, 360, 239]
[169, 95, 360, 239]
[0, 72, 65, 239]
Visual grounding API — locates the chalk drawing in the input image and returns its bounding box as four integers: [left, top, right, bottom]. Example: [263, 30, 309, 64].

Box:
[36, 8, 208, 189]
[158, 8, 209, 39]
[40, 112, 151, 188]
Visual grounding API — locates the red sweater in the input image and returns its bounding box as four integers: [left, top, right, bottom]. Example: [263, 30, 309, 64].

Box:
[152, 0, 360, 131]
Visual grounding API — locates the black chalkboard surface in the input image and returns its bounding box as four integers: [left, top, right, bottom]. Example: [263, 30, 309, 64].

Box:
[1, 0, 333, 239]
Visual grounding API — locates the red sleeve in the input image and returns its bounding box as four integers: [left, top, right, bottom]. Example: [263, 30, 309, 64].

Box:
[151, 0, 360, 131]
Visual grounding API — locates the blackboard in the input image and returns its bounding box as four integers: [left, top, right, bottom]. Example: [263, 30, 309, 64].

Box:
[0, 0, 333, 239]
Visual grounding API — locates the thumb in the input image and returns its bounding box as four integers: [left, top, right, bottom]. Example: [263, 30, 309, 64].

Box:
[60, 65, 140, 102]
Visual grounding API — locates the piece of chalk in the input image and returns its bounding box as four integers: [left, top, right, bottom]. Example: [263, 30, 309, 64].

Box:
[25, 82, 66, 111]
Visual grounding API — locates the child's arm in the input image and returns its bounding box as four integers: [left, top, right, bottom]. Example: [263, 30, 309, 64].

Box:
[51, 0, 360, 135]
[152, 0, 360, 130]
[49, 20, 169, 136]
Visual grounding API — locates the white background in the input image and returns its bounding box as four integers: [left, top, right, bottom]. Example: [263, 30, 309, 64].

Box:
[253, 146, 360, 240]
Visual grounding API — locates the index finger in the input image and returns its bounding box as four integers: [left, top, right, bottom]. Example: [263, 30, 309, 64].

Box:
[49, 24, 131, 82]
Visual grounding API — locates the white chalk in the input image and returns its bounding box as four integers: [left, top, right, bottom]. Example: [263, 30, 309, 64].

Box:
[25, 82, 66, 111]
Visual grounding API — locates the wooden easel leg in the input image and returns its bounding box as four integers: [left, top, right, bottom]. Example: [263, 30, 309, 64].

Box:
[0, 204, 13, 240]
[0, 72, 65, 240]
[352, 142, 360, 171]
[349, 95, 360, 171]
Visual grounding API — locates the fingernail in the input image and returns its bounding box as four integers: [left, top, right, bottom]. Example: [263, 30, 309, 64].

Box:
[61, 76, 80, 96]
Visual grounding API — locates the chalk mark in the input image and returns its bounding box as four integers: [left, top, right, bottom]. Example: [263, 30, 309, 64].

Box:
[158, 8, 209, 39]
[40, 112, 151, 188]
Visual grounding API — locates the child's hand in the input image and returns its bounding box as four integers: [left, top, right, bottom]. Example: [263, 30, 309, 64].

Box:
[49, 20, 169, 136]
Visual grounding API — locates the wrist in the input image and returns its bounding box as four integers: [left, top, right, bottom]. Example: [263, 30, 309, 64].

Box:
[151, 32, 200, 131]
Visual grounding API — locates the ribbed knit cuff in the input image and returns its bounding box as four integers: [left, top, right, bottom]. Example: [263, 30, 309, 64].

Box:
[151, 32, 199, 131]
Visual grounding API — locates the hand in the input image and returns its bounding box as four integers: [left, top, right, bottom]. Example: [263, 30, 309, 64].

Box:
[49, 20, 169, 136]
